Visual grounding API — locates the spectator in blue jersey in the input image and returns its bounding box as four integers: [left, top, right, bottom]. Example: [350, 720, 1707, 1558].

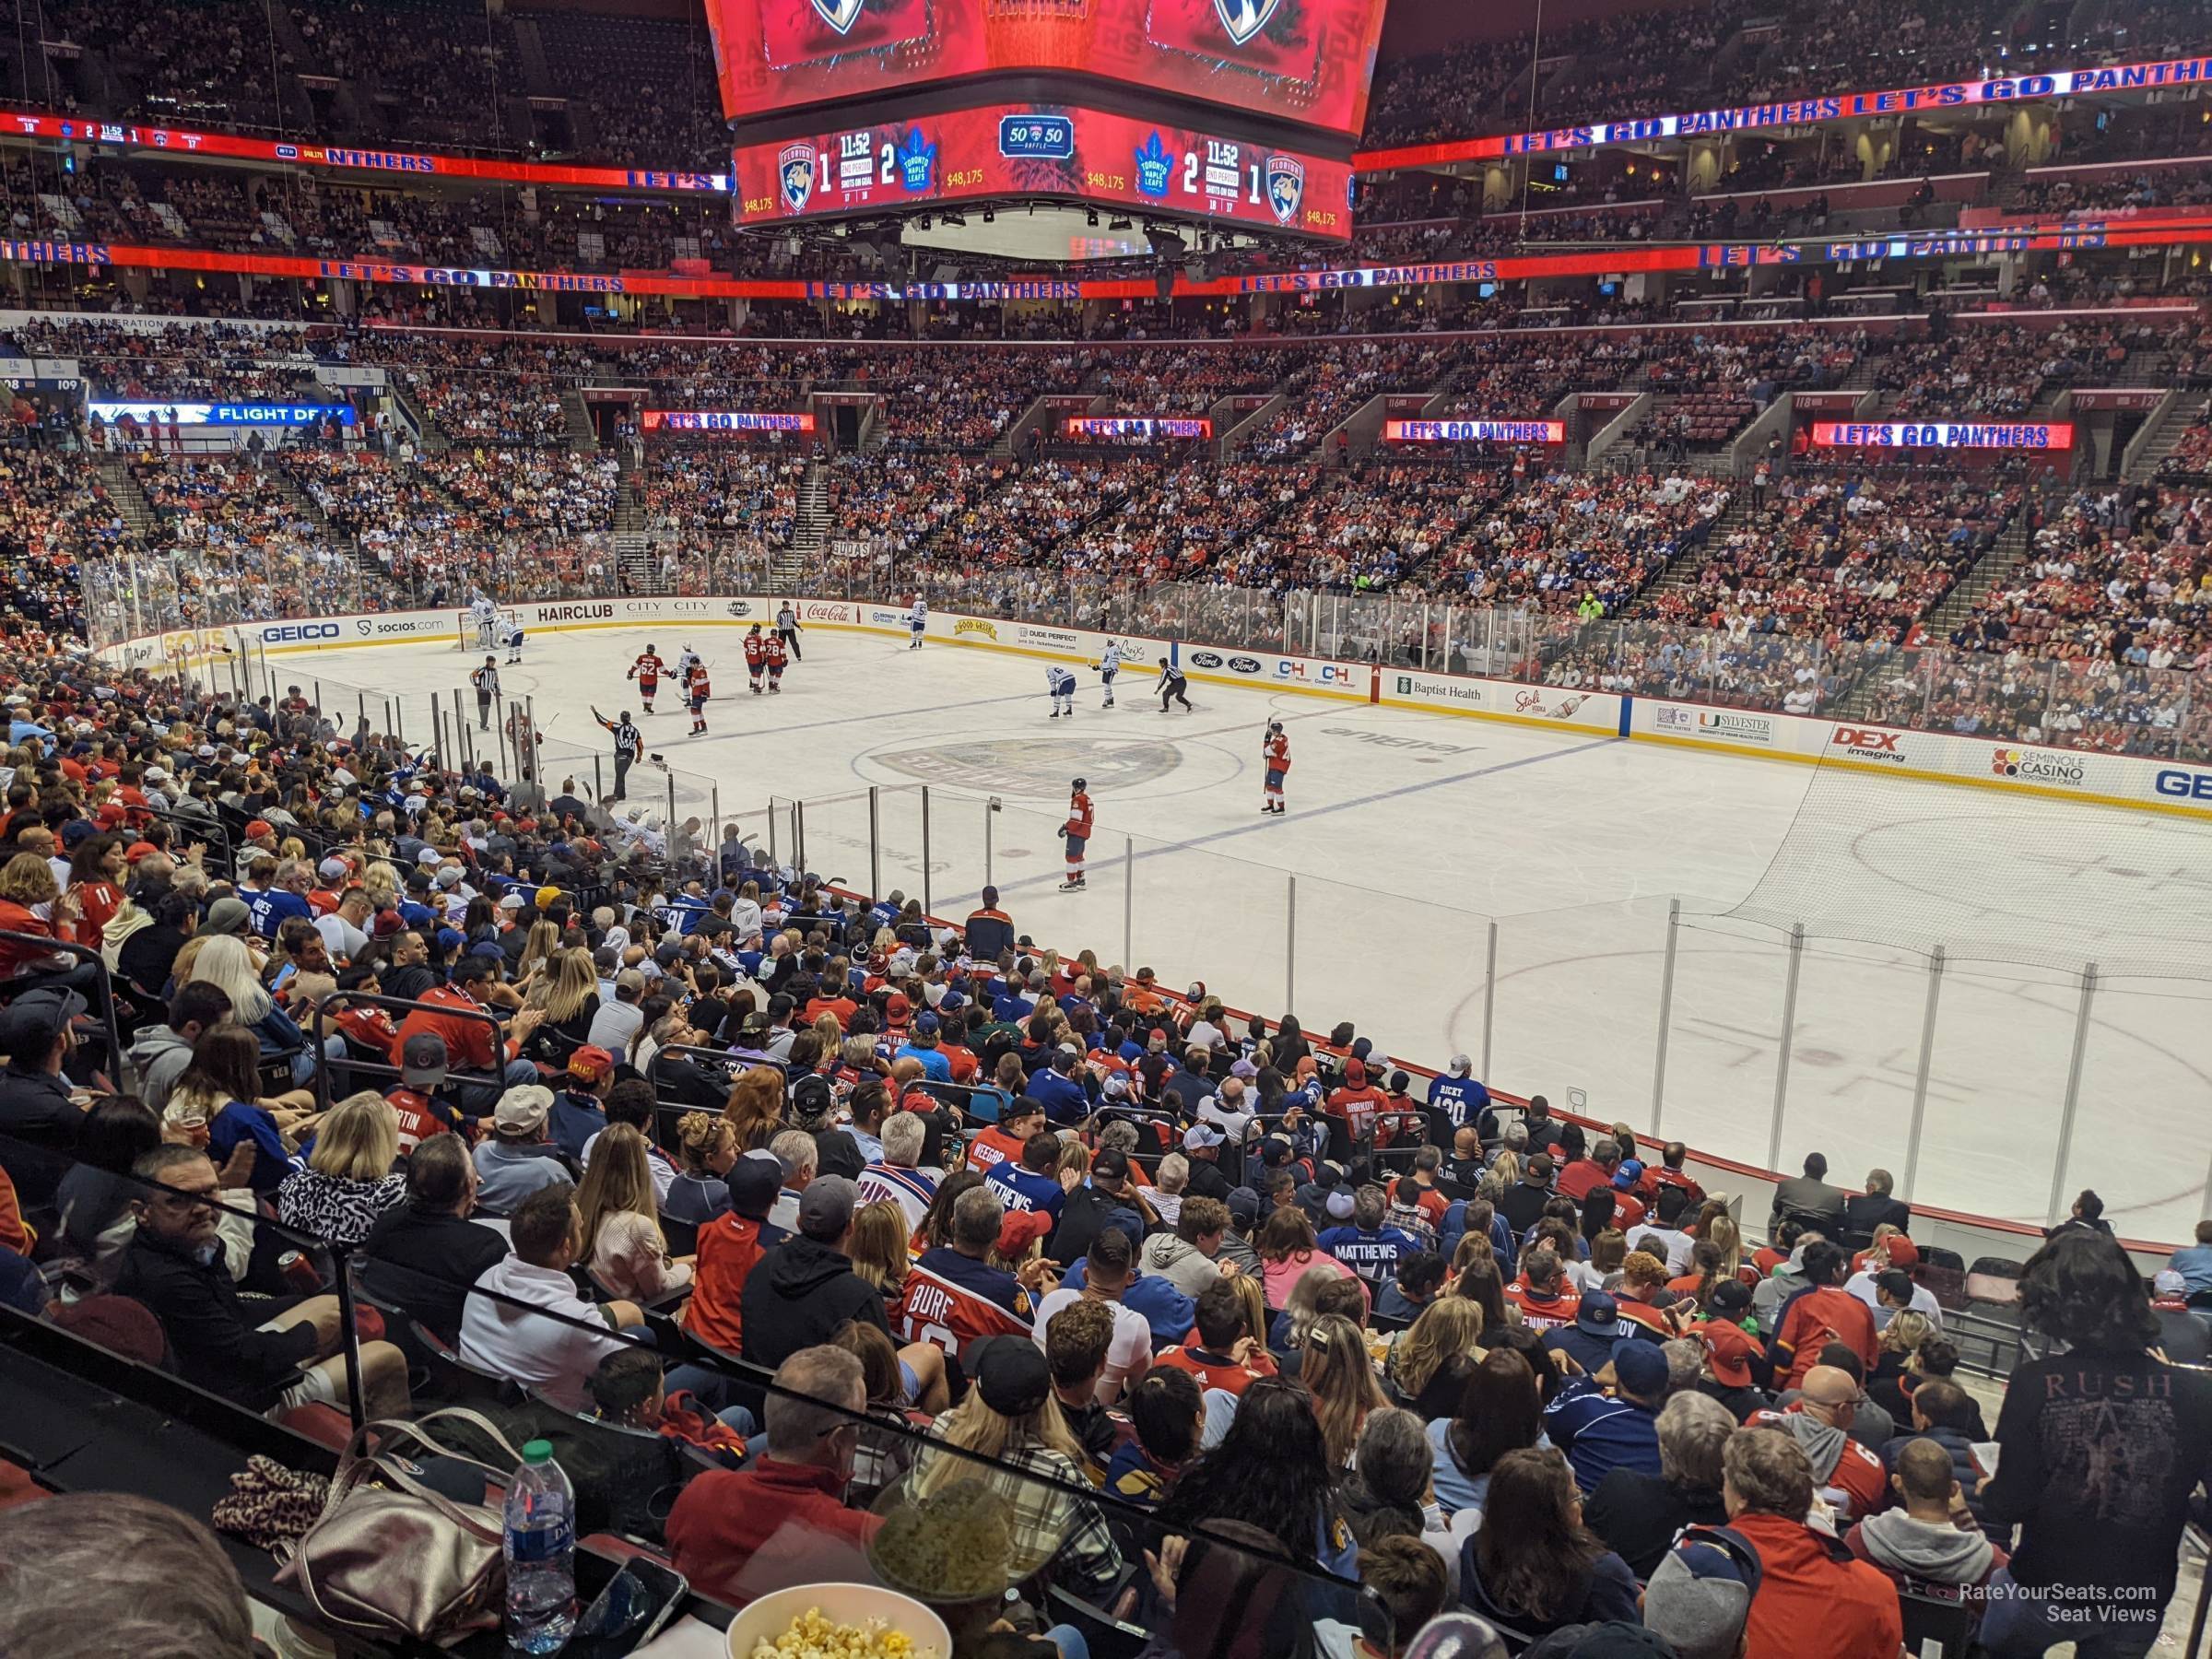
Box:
[1029, 1045, 1091, 1124]
[1318, 1184, 1423, 1287]
[991, 972, 1035, 1025]
[893, 1012, 953, 1083]
[1543, 1340, 1668, 1494]
[1426, 1054, 1491, 1142]
[244, 855, 314, 939]
[985, 1130, 1068, 1224]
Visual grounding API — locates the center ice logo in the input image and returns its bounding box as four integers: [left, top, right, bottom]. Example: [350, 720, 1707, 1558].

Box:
[811, 0, 866, 35]
[876, 737, 1182, 794]
[1265, 154, 1305, 226]
[1214, 0, 1280, 47]
[778, 144, 816, 213]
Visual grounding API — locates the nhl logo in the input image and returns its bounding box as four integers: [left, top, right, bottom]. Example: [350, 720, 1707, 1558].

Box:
[778, 144, 816, 213]
[810, 0, 865, 35]
[1214, 0, 1281, 47]
[1265, 154, 1305, 226]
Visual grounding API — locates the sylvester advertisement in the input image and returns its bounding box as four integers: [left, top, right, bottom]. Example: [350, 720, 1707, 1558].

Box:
[705, 0, 1389, 135]
[734, 104, 1352, 240]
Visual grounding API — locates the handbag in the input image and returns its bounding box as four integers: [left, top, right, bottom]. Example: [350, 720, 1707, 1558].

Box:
[274, 1406, 528, 1646]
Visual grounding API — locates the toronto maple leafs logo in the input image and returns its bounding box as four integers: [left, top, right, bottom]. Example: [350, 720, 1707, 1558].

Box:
[1265, 153, 1305, 226]
[1214, 0, 1281, 47]
[895, 126, 936, 192]
[811, 0, 866, 36]
[778, 143, 816, 214]
[1133, 132, 1173, 199]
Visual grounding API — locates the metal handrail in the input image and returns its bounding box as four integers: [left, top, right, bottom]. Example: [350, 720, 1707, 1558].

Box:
[0, 929, 130, 1090]
[307, 986, 514, 1111]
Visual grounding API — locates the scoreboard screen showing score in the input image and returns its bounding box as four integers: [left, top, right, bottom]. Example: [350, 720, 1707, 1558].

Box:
[735, 104, 1353, 241]
[706, 0, 1388, 136]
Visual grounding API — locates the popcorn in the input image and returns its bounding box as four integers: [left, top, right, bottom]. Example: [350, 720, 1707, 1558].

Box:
[748, 1607, 935, 1659]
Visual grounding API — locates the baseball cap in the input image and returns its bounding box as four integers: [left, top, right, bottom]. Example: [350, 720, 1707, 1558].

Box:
[969, 1334, 1052, 1417]
[1091, 1147, 1131, 1185]
[996, 1209, 1053, 1261]
[1708, 1279, 1752, 1317]
[244, 818, 274, 840]
[492, 1084, 552, 1135]
[566, 1044, 614, 1084]
[1643, 1538, 1755, 1659]
[1226, 1186, 1261, 1228]
[2153, 1268, 2187, 1296]
[798, 1174, 859, 1239]
[498, 891, 525, 912]
[399, 1031, 449, 1088]
[317, 855, 350, 882]
[0, 986, 86, 1048]
[1575, 1289, 1629, 1340]
[59, 818, 97, 848]
[1610, 1339, 1669, 1398]
[1324, 1189, 1356, 1221]
[727, 1155, 780, 1219]
[1182, 1122, 1224, 1151]
[1229, 1058, 1258, 1081]
[1879, 1235, 1920, 1270]
[913, 1010, 940, 1036]
[1697, 1319, 1759, 1387]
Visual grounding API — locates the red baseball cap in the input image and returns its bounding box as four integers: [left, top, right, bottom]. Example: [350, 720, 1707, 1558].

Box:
[1697, 1319, 1759, 1387]
[995, 1209, 1053, 1261]
[566, 1045, 616, 1084]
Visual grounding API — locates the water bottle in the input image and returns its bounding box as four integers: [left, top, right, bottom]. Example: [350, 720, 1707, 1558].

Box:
[503, 1439, 575, 1653]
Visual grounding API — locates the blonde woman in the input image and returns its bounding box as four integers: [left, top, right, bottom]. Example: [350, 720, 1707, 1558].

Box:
[573, 1122, 693, 1302]
[1383, 1296, 1484, 1414]
[360, 861, 397, 911]
[522, 946, 600, 1059]
[276, 1090, 406, 1247]
[910, 1339, 1124, 1597]
[846, 1199, 911, 1303]
[1303, 1312, 1385, 1471]
[513, 918, 560, 984]
[665, 1111, 737, 1227]
[184, 933, 313, 1078]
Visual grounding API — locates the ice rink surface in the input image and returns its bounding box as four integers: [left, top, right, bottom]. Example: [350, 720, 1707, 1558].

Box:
[297, 624, 2212, 1242]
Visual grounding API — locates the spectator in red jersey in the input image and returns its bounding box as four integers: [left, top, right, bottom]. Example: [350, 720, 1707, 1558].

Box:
[1324, 1057, 1388, 1147]
[1503, 1245, 1582, 1333]
[1769, 1241, 1878, 1392]
[1154, 1277, 1277, 1396]
[1748, 1363, 1889, 1520]
[1845, 1434, 2006, 1617]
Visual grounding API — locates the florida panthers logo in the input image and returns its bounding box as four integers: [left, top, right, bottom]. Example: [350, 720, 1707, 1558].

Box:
[779, 143, 816, 213]
[1265, 153, 1304, 226]
[811, 0, 866, 34]
[1214, 0, 1281, 47]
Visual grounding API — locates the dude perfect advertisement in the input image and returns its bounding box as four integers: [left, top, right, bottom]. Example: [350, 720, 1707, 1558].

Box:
[707, 0, 1388, 135]
[734, 105, 1353, 240]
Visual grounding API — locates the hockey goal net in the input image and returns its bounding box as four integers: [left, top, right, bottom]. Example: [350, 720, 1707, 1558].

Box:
[452, 608, 521, 651]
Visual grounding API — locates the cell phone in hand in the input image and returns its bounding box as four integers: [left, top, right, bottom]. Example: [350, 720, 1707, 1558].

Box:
[566, 1559, 688, 1658]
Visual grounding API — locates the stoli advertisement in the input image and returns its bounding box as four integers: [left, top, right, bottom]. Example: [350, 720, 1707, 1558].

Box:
[706, 0, 1389, 135]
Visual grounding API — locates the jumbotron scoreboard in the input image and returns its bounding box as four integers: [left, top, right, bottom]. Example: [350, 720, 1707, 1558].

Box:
[707, 0, 1387, 254]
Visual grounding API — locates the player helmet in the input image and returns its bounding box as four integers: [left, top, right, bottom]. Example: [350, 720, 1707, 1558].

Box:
[1267, 721, 1283, 735]
[1072, 778, 1087, 792]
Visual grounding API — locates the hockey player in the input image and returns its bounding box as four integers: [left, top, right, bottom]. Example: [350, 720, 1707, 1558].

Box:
[1060, 778, 1092, 891]
[500, 616, 524, 665]
[628, 643, 668, 713]
[1155, 655, 1193, 712]
[1262, 720, 1290, 815]
[744, 625, 768, 694]
[685, 656, 712, 735]
[674, 643, 702, 685]
[468, 593, 498, 653]
[908, 594, 927, 650]
[763, 627, 788, 693]
[1095, 639, 1122, 708]
[470, 656, 500, 732]
[1046, 664, 1077, 719]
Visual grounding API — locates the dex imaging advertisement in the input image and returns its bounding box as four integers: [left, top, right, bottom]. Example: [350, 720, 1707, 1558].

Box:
[706, 0, 1388, 136]
[734, 103, 1353, 240]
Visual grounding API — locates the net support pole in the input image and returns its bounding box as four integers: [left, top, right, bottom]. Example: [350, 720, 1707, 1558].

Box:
[2045, 962, 2099, 1229]
[1765, 923, 1806, 1171]
[1481, 921, 1498, 1084]
[868, 786, 881, 901]
[1285, 875, 1297, 1018]
[1900, 945, 1947, 1202]
[920, 787, 933, 919]
[1123, 836, 1134, 971]
[1649, 898, 1681, 1125]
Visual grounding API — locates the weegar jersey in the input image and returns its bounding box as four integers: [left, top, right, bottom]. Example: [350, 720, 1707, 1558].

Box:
[895, 1248, 1032, 1358]
[631, 653, 665, 685]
